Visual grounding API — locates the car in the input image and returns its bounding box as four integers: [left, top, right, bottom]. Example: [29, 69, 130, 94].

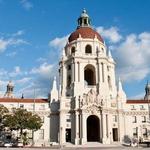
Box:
[4, 142, 12, 147]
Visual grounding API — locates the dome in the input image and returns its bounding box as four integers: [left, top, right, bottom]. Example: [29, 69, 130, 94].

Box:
[68, 27, 104, 43]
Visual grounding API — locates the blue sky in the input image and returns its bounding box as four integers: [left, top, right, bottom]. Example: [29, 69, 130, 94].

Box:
[0, 0, 150, 99]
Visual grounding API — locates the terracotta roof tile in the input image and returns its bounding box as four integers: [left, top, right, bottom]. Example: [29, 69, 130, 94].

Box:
[0, 98, 48, 103]
[68, 27, 103, 43]
[127, 100, 149, 104]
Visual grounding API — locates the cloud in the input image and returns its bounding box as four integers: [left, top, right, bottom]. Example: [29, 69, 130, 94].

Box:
[9, 66, 22, 77]
[20, 0, 33, 10]
[113, 32, 150, 82]
[0, 37, 28, 53]
[12, 30, 25, 37]
[30, 62, 54, 79]
[49, 35, 69, 50]
[96, 26, 122, 43]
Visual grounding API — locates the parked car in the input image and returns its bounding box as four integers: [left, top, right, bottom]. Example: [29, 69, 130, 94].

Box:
[4, 142, 13, 147]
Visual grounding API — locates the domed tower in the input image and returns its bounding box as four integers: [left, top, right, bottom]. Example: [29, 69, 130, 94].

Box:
[4, 81, 14, 98]
[58, 9, 119, 145]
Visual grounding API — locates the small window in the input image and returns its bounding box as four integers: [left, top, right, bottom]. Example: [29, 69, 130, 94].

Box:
[131, 105, 135, 110]
[132, 116, 137, 123]
[20, 104, 24, 108]
[113, 115, 117, 122]
[133, 128, 138, 137]
[143, 128, 147, 137]
[142, 116, 146, 123]
[68, 65, 71, 70]
[85, 45, 92, 54]
[140, 105, 145, 110]
[71, 47, 75, 55]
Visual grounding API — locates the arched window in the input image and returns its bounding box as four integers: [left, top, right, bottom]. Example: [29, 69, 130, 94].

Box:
[71, 47, 75, 55]
[85, 45, 92, 54]
[84, 65, 96, 85]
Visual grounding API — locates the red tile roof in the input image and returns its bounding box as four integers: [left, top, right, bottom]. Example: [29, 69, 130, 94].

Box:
[68, 27, 104, 43]
[0, 98, 48, 103]
[127, 100, 149, 104]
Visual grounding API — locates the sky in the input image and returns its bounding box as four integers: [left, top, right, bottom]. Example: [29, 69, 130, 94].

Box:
[0, 0, 150, 99]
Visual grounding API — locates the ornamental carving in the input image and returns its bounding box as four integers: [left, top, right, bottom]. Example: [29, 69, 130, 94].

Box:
[80, 89, 104, 110]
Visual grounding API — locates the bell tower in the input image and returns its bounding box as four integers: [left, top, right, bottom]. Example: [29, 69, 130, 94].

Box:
[4, 81, 14, 98]
[58, 9, 121, 145]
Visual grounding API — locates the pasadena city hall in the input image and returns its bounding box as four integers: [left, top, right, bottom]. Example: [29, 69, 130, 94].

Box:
[0, 9, 150, 146]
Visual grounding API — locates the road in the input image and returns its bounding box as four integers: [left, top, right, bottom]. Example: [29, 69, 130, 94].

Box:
[0, 146, 149, 150]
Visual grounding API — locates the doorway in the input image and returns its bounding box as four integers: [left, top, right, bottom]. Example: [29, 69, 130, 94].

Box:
[66, 129, 71, 142]
[87, 115, 100, 141]
[112, 128, 118, 141]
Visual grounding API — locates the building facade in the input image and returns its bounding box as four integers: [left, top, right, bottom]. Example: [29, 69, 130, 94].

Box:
[0, 10, 150, 146]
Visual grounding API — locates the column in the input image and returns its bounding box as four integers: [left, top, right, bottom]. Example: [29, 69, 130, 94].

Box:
[102, 113, 107, 143]
[81, 113, 87, 144]
[59, 111, 66, 145]
[75, 111, 79, 145]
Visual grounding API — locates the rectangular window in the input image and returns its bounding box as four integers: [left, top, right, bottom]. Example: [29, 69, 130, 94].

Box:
[113, 115, 117, 122]
[132, 116, 137, 123]
[131, 105, 135, 110]
[20, 104, 24, 108]
[140, 105, 145, 110]
[66, 115, 71, 122]
[142, 116, 146, 123]
[133, 127, 138, 137]
[143, 128, 147, 137]
[39, 129, 44, 140]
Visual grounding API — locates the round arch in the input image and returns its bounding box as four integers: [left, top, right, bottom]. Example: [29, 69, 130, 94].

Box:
[87, 115, 100, 142]
[84, 64, 96, 85]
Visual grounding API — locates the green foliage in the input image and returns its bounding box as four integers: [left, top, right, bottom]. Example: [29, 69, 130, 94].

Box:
[0, 104, 9, 130]
[3, 108, 43, 137]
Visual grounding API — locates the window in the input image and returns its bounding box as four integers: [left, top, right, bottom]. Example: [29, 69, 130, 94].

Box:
[108, 76, 112, 89]
[131, 105, 135, 110]
[112, 115, 117, 122]
[140, 105, 145, 110]
[20, 104, 24, 108]
[66, 115, 71, 122]
[142, 116, 146, 123]
[133, 128, 138, 137]
[71, 47, 75, 55]
[85, 45, 92, 54]
[132, 116, 137, 123]
[39, 129, 44, 140]
[68, 65, 71, 70]
[143, 128, 147, 137]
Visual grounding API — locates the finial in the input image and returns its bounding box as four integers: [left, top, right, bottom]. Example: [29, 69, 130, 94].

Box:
[82, 8, 86, 13]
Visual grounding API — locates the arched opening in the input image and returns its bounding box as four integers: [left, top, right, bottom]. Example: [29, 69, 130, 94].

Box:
[84, 65, 96, 85]
[87, 115, 100, 142]
[71, 47, 75, 55]
[85, 45, 92, 54]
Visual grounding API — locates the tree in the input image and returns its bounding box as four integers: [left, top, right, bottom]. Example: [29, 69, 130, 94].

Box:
[3, 108, 43, 144]
[0, 104, 9, 131]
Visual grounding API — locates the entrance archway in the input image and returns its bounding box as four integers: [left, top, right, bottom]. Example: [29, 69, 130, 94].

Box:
[87, 115, 100, 141]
